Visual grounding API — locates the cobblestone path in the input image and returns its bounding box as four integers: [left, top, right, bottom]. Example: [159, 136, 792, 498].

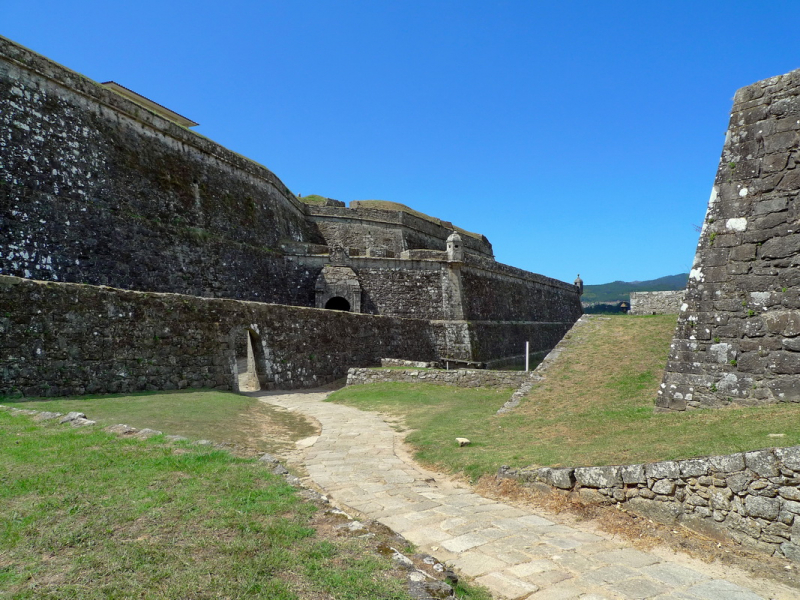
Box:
[258, 390, 794, 600]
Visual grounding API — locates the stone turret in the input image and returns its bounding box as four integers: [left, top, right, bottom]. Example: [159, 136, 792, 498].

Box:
[446, 231, 463, 262]
[574, 274, 583, 296]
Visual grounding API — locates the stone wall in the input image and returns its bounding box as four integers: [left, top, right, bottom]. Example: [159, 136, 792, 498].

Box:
[356, 265, 447, 319]
[461, 255, 583, 322]
[465, 321, 575, 363]
[629, 291, 685, 315]
[499, 446, 800, 561]
[0, 275, 439, 396]
[0, 36, 327, 305]
[306, 204, 494, 258]
[346, 366, 536, 389]
[659, 67, 800, 410]
[0, 35, 582, 374]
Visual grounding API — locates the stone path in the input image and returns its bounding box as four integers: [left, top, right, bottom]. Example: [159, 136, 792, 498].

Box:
[257, 390, 795, 600]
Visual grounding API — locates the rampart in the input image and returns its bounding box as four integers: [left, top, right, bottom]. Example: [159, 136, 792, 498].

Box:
[0, 35, 583, 384]
[306, 203, 494, 258]
[0, 275, 438, 396]
[659, 68, 800, 410]
[629, 290, 685, 315]
[0, 36, 324, 304]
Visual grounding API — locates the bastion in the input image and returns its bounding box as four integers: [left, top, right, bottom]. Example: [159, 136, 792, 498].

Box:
[659, 67, 800, 410]
[0, 35, 582, 395]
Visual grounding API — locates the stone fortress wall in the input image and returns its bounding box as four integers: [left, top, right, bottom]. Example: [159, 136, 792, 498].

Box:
[305, 201, 495, 258]
[0, 275, 440, 397]
[0, 36, 582, 394]
[659, 67, 800, 411]
[628, 290, 685, 315]
[0, 36, 323, 306]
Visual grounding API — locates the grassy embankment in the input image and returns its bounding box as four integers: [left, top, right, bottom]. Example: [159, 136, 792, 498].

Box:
[6, 390, 315, 457]
[0, 408, 410, 599]
[1, 392, 491, 599]
[328, 315, 800, 481]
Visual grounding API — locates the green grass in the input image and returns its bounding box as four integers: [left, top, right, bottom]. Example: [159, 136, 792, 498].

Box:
[296, 194, 330, 205]
[0, 410, 411, 599]
[328, 315, 800, 480]
[3, 390, 317, 456]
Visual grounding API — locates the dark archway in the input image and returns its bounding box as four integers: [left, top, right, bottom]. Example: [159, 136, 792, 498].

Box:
[324, 296, 351, 311]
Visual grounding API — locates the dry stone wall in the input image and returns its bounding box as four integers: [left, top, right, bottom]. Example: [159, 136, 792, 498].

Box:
[500, 446, 800, 561]
[660, 67, 800, 410]
[629, 291, 685, 315]
[0, 275, 439, 396]
[346, 366, 536, 389]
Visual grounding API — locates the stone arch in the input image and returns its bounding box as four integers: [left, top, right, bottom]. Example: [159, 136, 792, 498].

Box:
[315, 265, 361, 313]
[324, 296, 351, 311]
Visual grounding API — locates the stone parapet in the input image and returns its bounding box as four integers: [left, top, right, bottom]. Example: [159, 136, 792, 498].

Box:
[499, 445, 800, 561]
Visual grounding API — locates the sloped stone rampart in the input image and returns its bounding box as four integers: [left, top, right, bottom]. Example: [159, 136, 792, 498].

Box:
[0, 275, 439, 396]
[660, 68, 800, 410]
[499, 446, 800, 561]
[629, 291, 685, 315]
[0, 36, 323, 305]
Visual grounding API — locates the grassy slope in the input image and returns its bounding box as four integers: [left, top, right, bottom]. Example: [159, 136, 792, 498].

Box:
[329, 315, 800, 480]
[0, 411, 410, 600]
[5, 390, 317, 456]
[296, 194, 330, 205]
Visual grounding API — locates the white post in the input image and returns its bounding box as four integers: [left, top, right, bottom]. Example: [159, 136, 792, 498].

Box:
[525, 341, 530, 372]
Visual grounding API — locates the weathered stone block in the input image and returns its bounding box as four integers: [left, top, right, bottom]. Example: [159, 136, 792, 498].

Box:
[729, 244, 759, 262]
[781, 542, 800, 561]
[737, 353, 767, 374]
[652, 480, 676, 496]
[574, 466, 622, 489]
[680, 458, 710, 477]
[775, 447, 800, 471]
[769, 351, 800, 374]
[708, 454, 745, 473]
[645, 461, 680, 479]
[768, 379, 800, 402]
[620, 464, 646, 485]
[540, 467, 575, 490]
[761, 234, 800, 259]
[727, 472, 753, 493]
[745, 495, 781, 520]
[764, 311, 800, 336]
[745, 450, 780, 477]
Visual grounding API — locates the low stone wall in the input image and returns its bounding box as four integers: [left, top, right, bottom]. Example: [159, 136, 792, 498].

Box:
[346, 367, 534, 389]
[629, 291, 685, 315]
[499, 446, 800, 560]
[0, 275, 438, 396]
[380, 358, 441, 368]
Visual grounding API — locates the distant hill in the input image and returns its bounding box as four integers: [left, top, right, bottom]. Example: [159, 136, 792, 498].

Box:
[582, 273, 688, 304]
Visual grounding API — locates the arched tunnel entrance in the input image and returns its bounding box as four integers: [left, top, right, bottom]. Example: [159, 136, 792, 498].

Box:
[324, 296, 351, 311]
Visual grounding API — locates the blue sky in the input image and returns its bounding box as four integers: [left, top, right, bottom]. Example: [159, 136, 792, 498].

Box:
[3, 1, 800, 284]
